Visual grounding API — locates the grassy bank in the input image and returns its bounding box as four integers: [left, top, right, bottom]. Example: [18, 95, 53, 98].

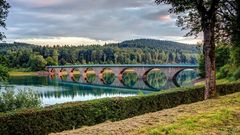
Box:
[135, 93, 240, 135]
[54, 92, 240, 135]
[194, 79, 240, 86]
[9, 71, 37, 76]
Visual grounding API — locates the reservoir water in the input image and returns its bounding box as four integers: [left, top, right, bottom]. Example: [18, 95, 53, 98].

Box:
[0, 70, 198, 106]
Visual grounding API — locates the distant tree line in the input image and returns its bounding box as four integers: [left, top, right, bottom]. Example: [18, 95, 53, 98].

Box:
[0, 39, 199, 71]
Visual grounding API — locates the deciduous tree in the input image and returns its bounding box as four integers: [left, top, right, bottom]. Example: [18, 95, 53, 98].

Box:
[0, 0, 10, 40]
[155, 0, 221, 99]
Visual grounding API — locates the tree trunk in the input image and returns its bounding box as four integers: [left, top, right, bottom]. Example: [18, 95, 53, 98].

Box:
[203, 25, 216, 99]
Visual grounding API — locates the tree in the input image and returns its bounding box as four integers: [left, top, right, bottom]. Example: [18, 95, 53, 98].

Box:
[225, 0, 240, 66]
[52, 50, 58, 65]
[29, 55, 47, 71]
[0, 0, 10, 40]
[0, 64, 9, 81]
[215, 44, 230, 70]
[46, 56, 57, 66]
[0, 0, 10, 81]
[155, 0, 221, 99]
[214, 0, 240, 66]
[0, 55, 8, 66]
[0, 41, 199, 70]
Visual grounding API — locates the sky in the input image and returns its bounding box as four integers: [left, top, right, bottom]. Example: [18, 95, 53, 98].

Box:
[2, 0, 202, 45]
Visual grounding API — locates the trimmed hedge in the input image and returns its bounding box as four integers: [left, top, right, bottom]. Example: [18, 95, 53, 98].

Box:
[0, 82, 240, 135]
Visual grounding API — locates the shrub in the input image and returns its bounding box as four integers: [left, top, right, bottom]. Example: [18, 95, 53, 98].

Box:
[0, 82, 239, 135]
[217, 64, 231, 79]
[233, 67, 240, 80]
[216, 82, 240, 95]
[198, 54, 205, 78]
[0, 88, 41, 113]
[0, 65, 9, 81]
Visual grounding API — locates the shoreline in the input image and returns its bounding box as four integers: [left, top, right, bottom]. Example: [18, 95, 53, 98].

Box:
[9, 71, 49, 77]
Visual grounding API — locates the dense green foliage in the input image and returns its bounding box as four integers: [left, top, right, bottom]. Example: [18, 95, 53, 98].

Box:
[0, 82, 239, 135]
[233, 67, 240, 80]
[0, 65, 9, 81]
[212, 44, 240, 81]
[0, 0, 10, 40]
[0, 89, 41, 113]
[199, 44, 231, 78]
[0, 39, 199, 71]
[215, 44, 230, 70]
[220, 1, 240, 67]
[29, 55, 48, 71]
[119, 39, 197, 51]
[198, 54, 205, 78]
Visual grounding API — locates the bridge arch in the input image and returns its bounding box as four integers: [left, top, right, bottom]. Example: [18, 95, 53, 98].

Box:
[84, 68, 97, 84]
[172, 68, 198, 87]
[100, 68, 115, 85]
[60, 68, 70, 81]
[143, 68, 167, 89]
[69, 68, 80, 82]
[119, 68, 139, 88]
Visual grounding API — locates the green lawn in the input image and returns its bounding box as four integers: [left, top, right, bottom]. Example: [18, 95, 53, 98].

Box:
[134, 93, 240, 135]
[9, 71, 37, 76]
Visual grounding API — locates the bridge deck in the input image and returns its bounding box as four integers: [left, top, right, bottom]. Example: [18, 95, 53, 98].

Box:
[47, 64, 198, 68]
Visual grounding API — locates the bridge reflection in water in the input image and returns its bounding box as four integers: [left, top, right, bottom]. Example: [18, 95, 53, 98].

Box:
[47, 64, 198, 91]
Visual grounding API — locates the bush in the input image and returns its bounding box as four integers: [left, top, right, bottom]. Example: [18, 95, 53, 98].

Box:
[198, 54, 205, 78]
[233, 67, 240, 80]
[0, 82, 240, 135]
[216, 82, 240, 95]
[217, 64, 231, 79]
[0, 88, 41, 113]
[0, 65, 9, 81]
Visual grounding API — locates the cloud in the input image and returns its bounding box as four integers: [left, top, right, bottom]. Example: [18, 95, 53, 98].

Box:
[4, 0, 201, 44]
[157, 15, 172, 21]
[14, 37, 117, 46]
[9, 0, 67, 8]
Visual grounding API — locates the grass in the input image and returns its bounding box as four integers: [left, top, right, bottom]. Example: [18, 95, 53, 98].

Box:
[141, 109, 239, 135]
[134, 93, 240, 135]
[195, 78, 240, 86]
[52, 92, 240, 135]
[9, 71, 37, 76]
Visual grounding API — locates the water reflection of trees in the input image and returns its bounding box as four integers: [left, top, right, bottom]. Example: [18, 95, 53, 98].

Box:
[38, 84, 144, 99]
[147, 69, 167, 89]
[50, 70, 198, 90]
[7, 71, 199, 99]
[122, 70, 138, 87]
[102, 71, 115, 85]
[176, 70, 198, 86]
[8, 76, 49, 85]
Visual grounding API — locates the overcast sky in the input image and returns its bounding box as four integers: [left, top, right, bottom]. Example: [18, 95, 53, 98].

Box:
[3, 0, 201, 45]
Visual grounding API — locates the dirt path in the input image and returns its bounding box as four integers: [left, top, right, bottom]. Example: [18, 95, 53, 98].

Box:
[51, 92, 240, 135]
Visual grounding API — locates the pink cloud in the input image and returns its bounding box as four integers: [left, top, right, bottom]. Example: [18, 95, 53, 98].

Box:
[157, 15, 171, 21]
[12, 0, 65, 8]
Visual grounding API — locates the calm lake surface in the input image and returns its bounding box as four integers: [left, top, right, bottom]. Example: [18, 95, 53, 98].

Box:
[0, 70, 198, 106]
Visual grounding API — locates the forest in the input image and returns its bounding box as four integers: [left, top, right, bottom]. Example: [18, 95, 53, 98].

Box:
[0, 39, 199, 71]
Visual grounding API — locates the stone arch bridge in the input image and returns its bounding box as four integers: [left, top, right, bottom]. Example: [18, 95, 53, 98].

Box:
[46, 64, 198, 90]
